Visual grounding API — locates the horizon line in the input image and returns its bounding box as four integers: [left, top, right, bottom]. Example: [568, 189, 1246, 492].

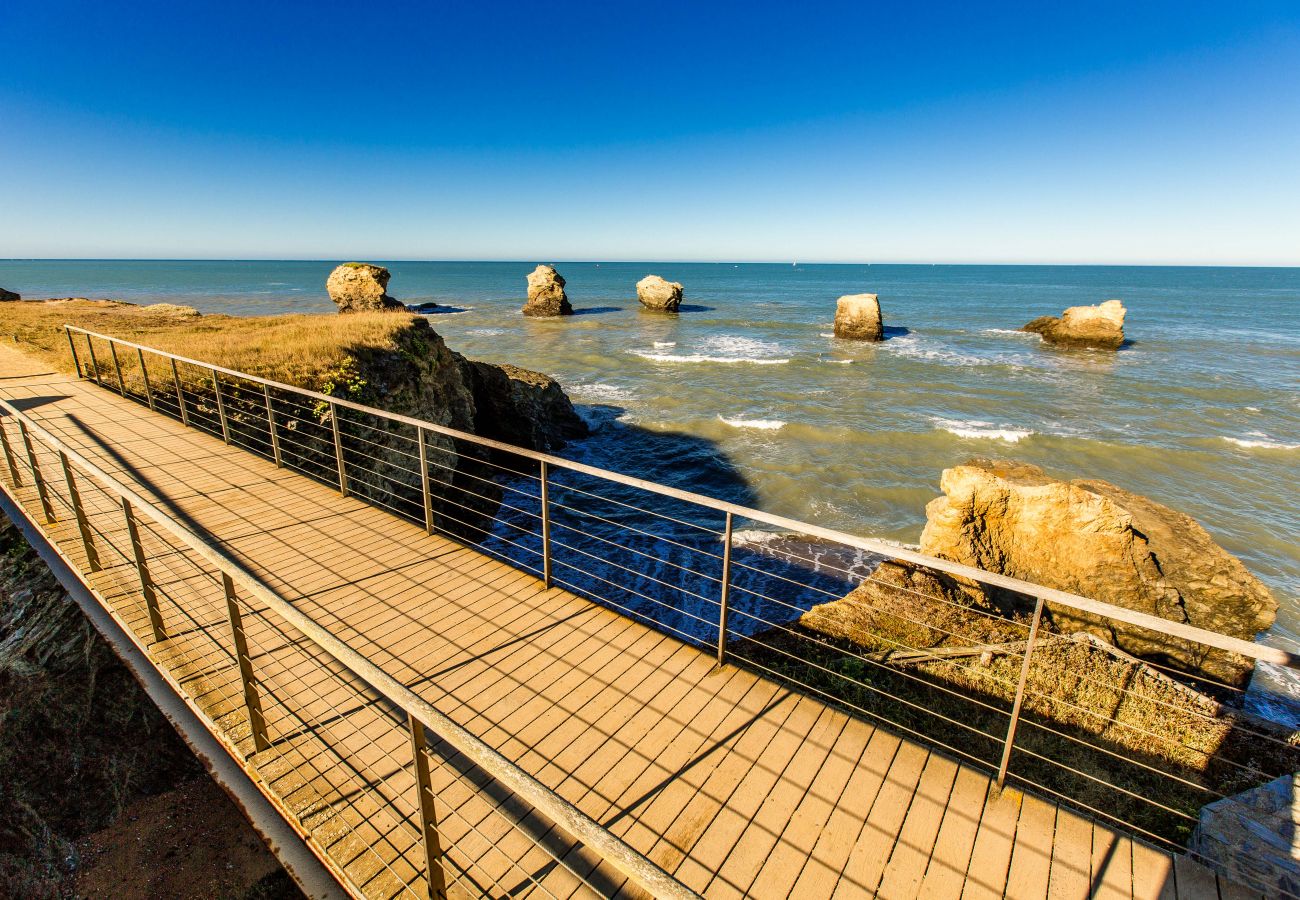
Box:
[3, 258, 1299, 269]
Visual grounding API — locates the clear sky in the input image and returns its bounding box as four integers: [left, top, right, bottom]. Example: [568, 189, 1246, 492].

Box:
[2, 1, 1298, 264]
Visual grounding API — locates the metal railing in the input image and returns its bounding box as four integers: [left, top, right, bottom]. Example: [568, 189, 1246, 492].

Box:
[52, 324, 1300, 896]
[0, 395, 700, 900]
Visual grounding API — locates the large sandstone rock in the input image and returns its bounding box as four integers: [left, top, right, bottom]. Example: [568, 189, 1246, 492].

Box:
[636, 275, 683, 312]
[918, 459, 1277, 687]
[463, 360, 589, 452]
[327, 263, 404, 313]
[833, 294, 883, 341]
[0, 288, 19, 302]
[1023, 299, 1125, 350]
[522, 265, 572, 317]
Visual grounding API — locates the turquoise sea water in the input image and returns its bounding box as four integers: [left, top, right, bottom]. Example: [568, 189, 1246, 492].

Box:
[3, 260, 1298, 713]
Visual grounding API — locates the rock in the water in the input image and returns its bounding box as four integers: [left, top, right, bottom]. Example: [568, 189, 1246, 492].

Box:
[522, 265, 572, 317]
[1023, 299, 1125, 349]
[636, 275, 684, 312]
[411, 301, 441, 313]
[833, 294, 883, 341]
[918, 458, 1277, 687]
[0, 288, 19, 302]
[1190, 773, 1300, 897]
[326, 263, 404, 313]
[463, 360, 588, 452]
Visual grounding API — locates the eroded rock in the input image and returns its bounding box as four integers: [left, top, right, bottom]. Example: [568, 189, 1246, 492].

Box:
[833, 294, 883, 341]
[463, 360, 589, 452]
[326, 263, 404, 313]
[0, 288, 20, 302]
[636, 275, 684, 312]
[1190, 773, 1300, 897]
[918, 458, 1277, 687]
[1023, 299, 1126, 350]
[522, 265, 572, 317]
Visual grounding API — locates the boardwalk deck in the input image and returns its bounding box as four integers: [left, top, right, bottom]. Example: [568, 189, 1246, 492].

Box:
[0, 343, 1250, 899]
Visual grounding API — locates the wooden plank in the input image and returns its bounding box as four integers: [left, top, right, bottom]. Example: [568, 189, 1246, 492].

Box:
[1047, 806, 1095, 899]
[917, 764, 993, 899]
[1005, 792, 1058, 899]
[876, 750, 960, 898]
[1174, 852, 1222, 900]
[1091, 828, 1135, 900]
[1131, 840, 1177, 900]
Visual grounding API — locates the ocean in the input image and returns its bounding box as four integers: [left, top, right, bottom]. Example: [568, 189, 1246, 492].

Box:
[3, 259, 1298, 716]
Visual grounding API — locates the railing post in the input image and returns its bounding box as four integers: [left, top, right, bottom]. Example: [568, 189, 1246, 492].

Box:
[0, 418, 21, 485]
[716, 512, 734, 666]
[262, 385, 282, 467]
[137, 347, 155, 411]
[85, 334, 103, 386]
[223, 572, 271, 754]
[65, 326, 83, 378]
[417, 427, 433, 534]
[108, 340, 127, 396]
[330, 401, 348, 496]
[997, 595, 1045, 788]
[540, 460, 552, 588]
[408, 714, 449, 900]
[18, 421, 55, 523]
[212, 368, 231, 444]
[171, 358, 189, 426]
[122, 497, 166, 644]
[60, 451, 100, 572]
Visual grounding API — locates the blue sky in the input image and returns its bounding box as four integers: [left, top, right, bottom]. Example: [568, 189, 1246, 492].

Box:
[2, 1, 1298, 263]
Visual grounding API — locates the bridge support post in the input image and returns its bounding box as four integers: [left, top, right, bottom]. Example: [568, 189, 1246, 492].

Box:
[262, 385, 282, 467]
[65, 327, 83, 378]
[716, 512, 734, 666]
[108, 341, 127, 396]
[122, 497, 167, 644]
[137, 348, 155, 411]
[223, 573, 271, 754]
[540, 461, 551, 588]
[0, 418, 22, 486]
[330, 401, 348, 497]
[997, 595, 1044, 788]
[85, 334, 103, 386]
[60, 451, 100, 572]
[408, 714, 449, 900]
[18, 421, 55, 523]
[171, 358, 190, 426]
[212, 369, 231, 444]
[417, 428, 433, 534]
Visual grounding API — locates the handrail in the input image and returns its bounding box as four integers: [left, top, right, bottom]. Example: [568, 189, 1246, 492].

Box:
[63, 324, 1300, 670]
[0, 395, 703, 900]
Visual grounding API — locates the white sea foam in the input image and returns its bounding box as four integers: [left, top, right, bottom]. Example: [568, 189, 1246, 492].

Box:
[935, 418, 1034, 442]
[718, 415, 785, 430]
[571, 382, 634, 403]
[467, 327, 505, 336]
[983, 328, 1034, 337]
[632, 334, 790, 365]
[1222, 436, 1299, 451]
[653, 341, 677, 348]
[881, 336, 992, 367]
[825, 359, 854, 364]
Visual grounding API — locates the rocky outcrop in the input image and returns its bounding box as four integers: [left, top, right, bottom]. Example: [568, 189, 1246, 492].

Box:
[918, 459, 1277, 687]
[833, 294, 883, 341]
[1023, 299, 1126, 350]
[463, 360, 589, 452]
[326, 263, 404, 313]
[636, 275, 684, 312]
[1190, 773, 1300, 897]
[522, 265, 572, 317]
[0, 288, 20, 302]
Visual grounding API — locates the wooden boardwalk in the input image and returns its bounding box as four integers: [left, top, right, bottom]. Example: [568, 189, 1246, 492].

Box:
[0, 343, 1249, 899]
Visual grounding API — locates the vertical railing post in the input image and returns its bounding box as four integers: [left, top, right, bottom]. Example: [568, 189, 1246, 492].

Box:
[137, 347, 155, 411]
[60, 451, 100, 572]
[330, 401, 348, 496]
[212, 368, 231, 444]
[540, 460, 552, 588]
[122, 497, 166, 644]
[997, 595, 1045, 788]
[108, 340, 126, 396]
[262, 385, 282, 467]
[0, 418, 21, 485]
[417, 427, 434, 534]
[85, 334, 103, 386]
[716, 511, 734, 666]
[18, 421, 55, 523]
[223, 573, 271, 754]
[408, 714, 449, 900]
[65, 327, 83, 378]
[171, 358, 189, 426]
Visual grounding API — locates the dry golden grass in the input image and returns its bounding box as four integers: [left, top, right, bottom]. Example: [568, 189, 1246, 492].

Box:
[0, 299, 421, 391]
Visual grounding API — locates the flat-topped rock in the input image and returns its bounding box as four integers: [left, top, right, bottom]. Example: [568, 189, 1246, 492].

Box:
[0, 288, 20, 302]
[636, 275, 683, 312]
[833, 294, 883, 341]
[327, 263, 404, 313]
[522, 265, 572, 317]
[1024, 299, 1126, 349]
